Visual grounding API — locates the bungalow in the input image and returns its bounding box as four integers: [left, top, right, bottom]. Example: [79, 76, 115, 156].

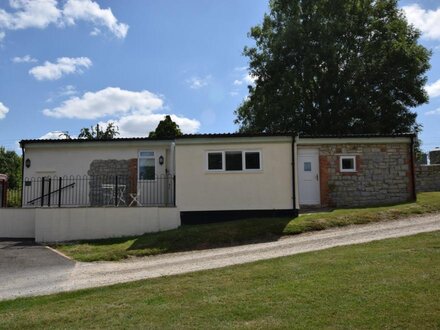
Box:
[19, 133, 416, 224]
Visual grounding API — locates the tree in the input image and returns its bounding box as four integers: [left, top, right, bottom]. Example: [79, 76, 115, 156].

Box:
[0, 147, 21, 189]
[149, 115, 182, 138]
[235, 0, 431, 136]
[78, 123, 120, 140]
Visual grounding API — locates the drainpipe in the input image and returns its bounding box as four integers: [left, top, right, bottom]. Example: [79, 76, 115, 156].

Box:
[409, 135, 417, 201]
[20, 144, 25, 207]
[291, 135, 297, 214]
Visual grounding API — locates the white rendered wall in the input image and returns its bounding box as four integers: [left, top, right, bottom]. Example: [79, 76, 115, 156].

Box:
[175, 140, 294, 212]
[34, 207, 180, 243]
[0, 209, 35, 238]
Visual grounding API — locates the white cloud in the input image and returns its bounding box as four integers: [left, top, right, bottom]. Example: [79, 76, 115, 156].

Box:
[0, 0, 61, 30]
[39, 130, 71, 139]
[46, 85, 78, 102]
[11, 54, 37, 63]
[29, 57, 92, 81]
[63, 0, 128, 39]
[43, 87, 165, 119]
[233, 72, 257, 87]
[0, 0, 128, 40]
[426, 79, 440, 98]
[426, 108, 440, 116]
[0, 101, 9, 119]
[186, 75, 211, 89]
[100, 114, 200, 138]
[402, 4, 440, 40]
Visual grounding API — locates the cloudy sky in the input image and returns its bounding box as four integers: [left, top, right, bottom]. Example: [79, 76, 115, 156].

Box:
[0, 0, 439, 152]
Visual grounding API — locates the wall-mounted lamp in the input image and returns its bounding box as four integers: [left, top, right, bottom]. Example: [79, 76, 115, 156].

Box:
[158, 155, 164, 165]
[25, 158, 31, 168]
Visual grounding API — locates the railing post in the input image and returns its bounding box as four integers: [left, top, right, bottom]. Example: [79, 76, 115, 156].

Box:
[58, 177, 62, 207]
[47, 178, 52, 207]
[41, 177, 45, 207]
[115, 175, 118, 207]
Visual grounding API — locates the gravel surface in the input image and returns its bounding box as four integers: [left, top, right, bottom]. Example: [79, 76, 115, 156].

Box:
[1, 213, 439, 301]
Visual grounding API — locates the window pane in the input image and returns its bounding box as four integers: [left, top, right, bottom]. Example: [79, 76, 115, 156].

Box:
[208, 153, 223, 170]
[139, 151, 154, 157]
[341, 158, 355, 170]
[245, 152, 260, 170]
[139, 158, 155, 180]
[304, 162, 312, 172]
[226, 151, 243, 171]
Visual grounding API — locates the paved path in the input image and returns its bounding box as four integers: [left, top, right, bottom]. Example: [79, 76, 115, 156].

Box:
[0, 214, 439, 301]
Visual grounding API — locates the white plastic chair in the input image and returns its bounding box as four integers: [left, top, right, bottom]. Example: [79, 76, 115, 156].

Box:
[129, 186, 142, 207]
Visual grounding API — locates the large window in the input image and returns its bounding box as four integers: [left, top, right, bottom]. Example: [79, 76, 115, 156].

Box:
[340, 156, 356, 172]
[207, 151, 261, 172]
[139, 151, 155, 180]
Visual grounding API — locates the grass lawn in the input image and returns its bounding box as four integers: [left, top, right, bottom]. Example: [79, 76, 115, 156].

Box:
[54, 192, 440, 262]
[2, 232, 440, 329]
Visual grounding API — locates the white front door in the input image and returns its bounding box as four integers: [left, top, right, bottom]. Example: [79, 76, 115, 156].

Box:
[298, 148, 320, 206]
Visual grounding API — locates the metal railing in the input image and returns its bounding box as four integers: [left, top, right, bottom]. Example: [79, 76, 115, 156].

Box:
[2, 175, 175, 208]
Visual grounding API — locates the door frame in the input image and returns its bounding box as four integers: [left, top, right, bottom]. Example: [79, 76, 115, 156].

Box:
[297, 148, 321, 206]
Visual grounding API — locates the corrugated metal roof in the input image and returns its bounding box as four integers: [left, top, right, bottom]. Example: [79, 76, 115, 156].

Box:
[19, 132, 415, 147]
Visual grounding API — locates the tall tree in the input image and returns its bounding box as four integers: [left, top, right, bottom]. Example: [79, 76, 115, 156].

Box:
[0, 147, 21, 189]
[149, 115, 183, 138]
[235, 0, 431, 135]
[78, 123, 120, 140]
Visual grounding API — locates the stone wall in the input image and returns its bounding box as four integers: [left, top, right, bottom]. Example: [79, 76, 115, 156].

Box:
[416, 165, 440, 192]
[88, 159, 137, 206]
[316, 143, 413, 207]
[430, 150, 440, 165]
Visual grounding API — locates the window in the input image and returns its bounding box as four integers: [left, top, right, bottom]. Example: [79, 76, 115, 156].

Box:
[304, 162, 312, 172]
[207, 152, 223, 170]
[245, 152, 261, 170]
[206, 151, 262, 172]
[226, 151, 243, 171]
[139, 151, 155, 180]
[340, 156, 356, 172]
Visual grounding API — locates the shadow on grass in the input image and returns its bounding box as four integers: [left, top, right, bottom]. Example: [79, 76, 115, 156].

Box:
[126, 217, 293, 254]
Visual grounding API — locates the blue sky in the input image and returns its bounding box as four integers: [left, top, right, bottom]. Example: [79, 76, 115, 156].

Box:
[0, 0, 439, 153]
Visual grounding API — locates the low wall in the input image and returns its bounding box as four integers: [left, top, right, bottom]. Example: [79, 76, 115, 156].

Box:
[416, 165, 440, 192]
[35, 207, 180, 243]
[0, 207, 180, 242]
[0, 209, 35, 238]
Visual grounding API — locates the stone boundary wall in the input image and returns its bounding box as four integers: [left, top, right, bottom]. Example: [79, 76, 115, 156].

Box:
[316, 143, 412, 207]
[416, 165, 440, 192]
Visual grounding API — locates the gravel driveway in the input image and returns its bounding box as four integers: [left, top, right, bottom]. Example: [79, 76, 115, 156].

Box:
[0, 213, 439, 301]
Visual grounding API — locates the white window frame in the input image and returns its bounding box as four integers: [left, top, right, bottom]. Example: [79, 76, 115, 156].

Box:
[206, 150, 262, 172]
[138, 150, 156, 181]
[340, 155, 356, 173]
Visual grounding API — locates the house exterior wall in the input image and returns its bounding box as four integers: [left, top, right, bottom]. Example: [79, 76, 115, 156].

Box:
[302, 143, 413, 207]
[23, 143, 171, 179]
[175, 139, 294, 212]
[416, 165, 440, 192]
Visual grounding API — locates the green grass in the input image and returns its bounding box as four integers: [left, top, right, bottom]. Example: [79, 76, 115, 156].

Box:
[2, 232, 440, 329]
[54, 192, 440, 262]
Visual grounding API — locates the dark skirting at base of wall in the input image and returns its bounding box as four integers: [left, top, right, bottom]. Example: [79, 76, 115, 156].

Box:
[180, 209, 299, 225]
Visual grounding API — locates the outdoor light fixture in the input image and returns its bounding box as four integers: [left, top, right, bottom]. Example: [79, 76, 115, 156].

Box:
[25, 158, 31, 168]
[159, 155, 164, 165]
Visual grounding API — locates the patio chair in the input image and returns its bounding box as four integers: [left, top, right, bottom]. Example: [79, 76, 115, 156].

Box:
[129, 187, 142, 207]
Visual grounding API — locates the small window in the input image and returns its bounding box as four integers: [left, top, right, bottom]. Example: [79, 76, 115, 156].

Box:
[207, 152, 223, 170]
[139, 151, 155, 180]
[304, 162, 312, 172]
[225, 151, 243, 171]
[340, 156, 356, 172]
[245, 152, 261, 170]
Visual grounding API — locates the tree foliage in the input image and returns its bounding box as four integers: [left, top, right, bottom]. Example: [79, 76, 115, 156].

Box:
[0, 147, 22, 189]
[235, 0, 431, 135]
[149, 115, 182, 138]
[78, 123, 120, 140]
